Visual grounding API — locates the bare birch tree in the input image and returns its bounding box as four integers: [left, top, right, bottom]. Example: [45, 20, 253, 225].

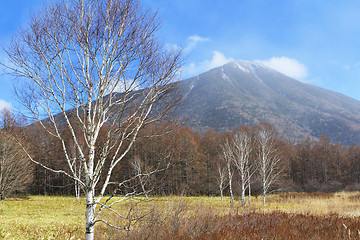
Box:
[3, 0, 182, 239]
[231, 131, 252, 207]
[217, 164, 227, 202]
[69, 142, 84, 201]
[220, 140, 234, 206]
[131, 155, 150, 199]
[256, 127, 282, 206]
[247, 165, 252, 205]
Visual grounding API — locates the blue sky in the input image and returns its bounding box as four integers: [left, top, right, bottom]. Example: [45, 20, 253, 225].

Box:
[1, 0, 360, 110]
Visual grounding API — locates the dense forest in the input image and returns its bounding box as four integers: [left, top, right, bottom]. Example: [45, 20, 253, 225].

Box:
[1, 109, 359, 199]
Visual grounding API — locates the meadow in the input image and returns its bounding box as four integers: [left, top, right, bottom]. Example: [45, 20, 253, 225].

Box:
[0, 192, 359, 239]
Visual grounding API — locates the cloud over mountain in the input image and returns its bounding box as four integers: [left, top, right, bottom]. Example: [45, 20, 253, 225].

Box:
[184, 35, 210, 53]
[185, 51, 234, 77]
[256, 57, 308, 80]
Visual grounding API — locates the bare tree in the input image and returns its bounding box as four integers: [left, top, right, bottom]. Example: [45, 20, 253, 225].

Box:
[256, 127, 282, 206]
[3, 0, 182, 239]
[69, 142, 84, 201]
[217, 164, 227, 202]
[231, 131, 253, 207]
[0, 134, 33, 200]
[220, 140, 235, 206]
[247, 165, 252, 205]
[131, 155, 150, 199]
[0, 109, 33, 200]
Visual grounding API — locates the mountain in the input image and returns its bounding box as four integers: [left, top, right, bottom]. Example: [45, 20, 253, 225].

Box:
[170, 60, 360, 144]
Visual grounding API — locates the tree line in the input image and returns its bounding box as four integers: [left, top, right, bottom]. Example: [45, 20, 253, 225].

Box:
[2, 109, 359, 200]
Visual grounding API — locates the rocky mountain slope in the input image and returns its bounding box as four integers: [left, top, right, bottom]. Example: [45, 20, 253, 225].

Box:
[170, 60, 360, 144]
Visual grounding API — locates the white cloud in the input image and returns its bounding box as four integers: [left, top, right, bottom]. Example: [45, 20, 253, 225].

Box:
[256, 57, 308, 80]
[184, 35, 210, 53]
[184, 51, 234, 77]
[167, 35, 210, 53]
[207, 51, 234, 69]
[188, 35, 210, 43]
[0, 100, 12, 111]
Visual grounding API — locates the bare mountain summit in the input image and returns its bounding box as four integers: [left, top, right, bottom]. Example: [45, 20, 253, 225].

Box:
[171, 60, 360, 144]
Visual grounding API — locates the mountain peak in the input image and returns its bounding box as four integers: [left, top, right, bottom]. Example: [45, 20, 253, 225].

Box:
[229, 60, 282, 75]
[173, 61, 360, 145]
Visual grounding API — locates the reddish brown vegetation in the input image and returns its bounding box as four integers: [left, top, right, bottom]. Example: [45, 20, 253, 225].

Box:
[108, 211, 360, 239]
[208, 212, 359, 240]
[100, 200, 360, 240]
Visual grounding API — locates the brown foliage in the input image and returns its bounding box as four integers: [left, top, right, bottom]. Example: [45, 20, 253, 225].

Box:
[99, 201, 360, 240]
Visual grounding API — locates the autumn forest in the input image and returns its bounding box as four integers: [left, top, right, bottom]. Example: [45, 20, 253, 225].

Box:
[2, 108, 359, 200]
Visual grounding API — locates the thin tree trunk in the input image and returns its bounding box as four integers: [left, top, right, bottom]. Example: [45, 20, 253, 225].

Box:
[247, 168, 251, 205]
[229, 181, 234, 206]
[218, 166, 226, 202]
[240, 168, 246, 207]
[75, 180, 81, 201]
[248, 181, 251, 205]
[263, 186, 266, 206]
[241, 183, 246, 207]
[226, 162, 234, 206]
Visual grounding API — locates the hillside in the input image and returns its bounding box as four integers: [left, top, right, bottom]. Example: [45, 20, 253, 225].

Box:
[170, 60, 360, 144]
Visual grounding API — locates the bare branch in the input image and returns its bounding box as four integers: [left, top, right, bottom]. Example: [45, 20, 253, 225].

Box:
[2, 0, 182, 239]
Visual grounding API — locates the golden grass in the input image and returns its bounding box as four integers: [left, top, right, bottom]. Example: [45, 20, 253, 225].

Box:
[0, 192, 359, 239]
[0, 196, 84, 239]
[258, 191, 360, 217]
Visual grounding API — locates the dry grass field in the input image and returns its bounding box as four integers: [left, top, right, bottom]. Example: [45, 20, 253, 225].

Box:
[0, 192, 359, 239]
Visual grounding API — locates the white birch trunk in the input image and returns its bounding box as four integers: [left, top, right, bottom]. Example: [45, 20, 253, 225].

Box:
[248, 178, 251, 205]
[85, 188, 95, 240]
[220, 188, 224, 202]
[248, 177, 251, 205]
[217, 166, 226, 202]
[227, 163, 234, 207]
[263, 182, 266, 206]
[241, 178, 246, 207]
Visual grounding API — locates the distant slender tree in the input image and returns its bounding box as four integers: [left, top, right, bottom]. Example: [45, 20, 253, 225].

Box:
[217, 164, 227, 202]
[256, 127, 282, 206]
[131, 155, 150, 199]
[220, 139, 235, 206]
[231, 131, 253, 207]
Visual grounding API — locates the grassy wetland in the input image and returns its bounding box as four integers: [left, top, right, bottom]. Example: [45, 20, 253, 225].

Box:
[0, 192, 359, 239]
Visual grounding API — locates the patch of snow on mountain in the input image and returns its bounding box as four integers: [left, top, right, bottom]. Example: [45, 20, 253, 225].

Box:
[189, 81, 195, 91]
[234, 61, 250, 73]
[221, 67, 238, 87]
[221, 67, 230, 81]
[184, 76, 199, 99]
[189, 76, 199, 91]
[251, 64, 264, 83]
